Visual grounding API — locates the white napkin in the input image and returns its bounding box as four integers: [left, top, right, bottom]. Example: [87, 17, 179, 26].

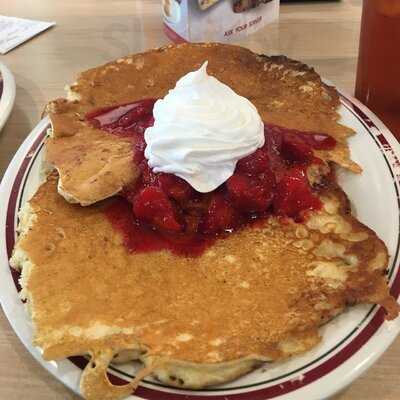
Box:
[0, 16, 55, 54]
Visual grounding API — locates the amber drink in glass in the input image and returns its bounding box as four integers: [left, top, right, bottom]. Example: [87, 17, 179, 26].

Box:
[355, 0, 400, 138]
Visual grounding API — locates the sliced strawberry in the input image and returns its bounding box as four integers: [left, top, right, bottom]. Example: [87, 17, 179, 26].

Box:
[140, 166, 193, 203]
[273, 167, 321, 219]
[281, 135, 313, 164]
[280, 129, 336, 151]
[184, 214, 202, 234]
[237, 148, 270, 175]
[118, 100, 156, 128]
[134, 114, 155, 134]
[133, 133, 147, 164]
[226, 171, 275, 213]
[132, 186, 182, 232]
[86, 99, 156, 134]
[226, 174, 250, 206]
[201, 193, 237, 234]
[158, 173, 194, 203]
[181, 196, 210, 234]
[265, 123, 336, 152]
[140, 162, 159, 186]
[281, 141, 313, 164]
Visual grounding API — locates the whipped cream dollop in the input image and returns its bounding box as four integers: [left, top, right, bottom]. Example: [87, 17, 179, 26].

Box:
[144, 62, 265, 192]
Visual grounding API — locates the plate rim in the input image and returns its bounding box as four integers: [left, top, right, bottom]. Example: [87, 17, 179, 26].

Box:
[1, 91, 400, 400]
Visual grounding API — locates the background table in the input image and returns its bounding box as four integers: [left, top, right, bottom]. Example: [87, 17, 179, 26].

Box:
[0, 0, 399, 399]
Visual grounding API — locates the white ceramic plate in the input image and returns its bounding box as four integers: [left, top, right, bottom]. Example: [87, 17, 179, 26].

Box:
[0, 61, 16, 131]
[1, 90, 400, 400]
[162, 0, 181, 24]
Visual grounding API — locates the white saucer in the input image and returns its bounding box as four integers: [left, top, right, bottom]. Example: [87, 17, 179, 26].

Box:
[0, 61, 16, 131]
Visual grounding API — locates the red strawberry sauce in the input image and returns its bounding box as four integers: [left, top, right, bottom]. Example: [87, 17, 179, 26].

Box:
[86, 100, 336, 257]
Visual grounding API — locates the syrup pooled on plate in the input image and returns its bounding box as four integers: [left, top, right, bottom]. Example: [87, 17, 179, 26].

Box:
[86, 100, 336, 256]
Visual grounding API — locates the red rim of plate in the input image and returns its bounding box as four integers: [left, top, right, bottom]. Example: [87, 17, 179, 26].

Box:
[4, 94, 400, 400]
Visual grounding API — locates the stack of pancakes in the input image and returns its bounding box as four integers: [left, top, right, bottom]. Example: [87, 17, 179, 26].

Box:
[10, 43, 399, 400]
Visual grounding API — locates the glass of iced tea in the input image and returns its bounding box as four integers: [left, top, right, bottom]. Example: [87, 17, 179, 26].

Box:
[355, 0, 400, 138]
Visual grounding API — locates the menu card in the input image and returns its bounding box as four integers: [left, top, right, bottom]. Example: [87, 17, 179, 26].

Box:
[0, 16, 55, 54]
[163, 0, 279, 43]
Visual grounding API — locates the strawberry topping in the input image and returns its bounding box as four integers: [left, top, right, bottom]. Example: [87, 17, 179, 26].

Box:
[273, 167, 321, 220]
[132, 186, 183, 232]
[86, 100, 337, 256]
[201, 193, 238, 234]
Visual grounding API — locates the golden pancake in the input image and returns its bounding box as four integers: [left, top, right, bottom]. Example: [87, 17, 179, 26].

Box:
[45, 43, 361, 206]
[11, 173, 398, 400]
[11, 43, 399, 400]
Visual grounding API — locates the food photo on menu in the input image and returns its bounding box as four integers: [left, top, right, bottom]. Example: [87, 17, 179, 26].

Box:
[0, 1, 399, 400]
[163, 0, 279, 41]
